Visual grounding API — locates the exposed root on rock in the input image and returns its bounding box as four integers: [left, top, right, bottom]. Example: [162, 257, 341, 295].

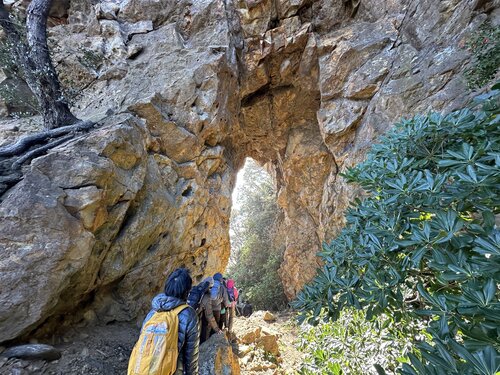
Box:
[0, 120, 97, 197]
[0, 120, 95, 157]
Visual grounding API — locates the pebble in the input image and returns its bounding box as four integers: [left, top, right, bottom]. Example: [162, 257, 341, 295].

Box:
[28, 361, 45, 371]
[237, 344, 252, 358]
[263, 311, 276, 322]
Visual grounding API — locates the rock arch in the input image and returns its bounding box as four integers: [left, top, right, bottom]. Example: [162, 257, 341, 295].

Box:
[0, 0, 492, 342]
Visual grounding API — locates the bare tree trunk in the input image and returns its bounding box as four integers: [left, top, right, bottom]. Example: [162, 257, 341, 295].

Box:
[0, 0, 78, 130]
[0, 1, 94, 196]
[26, 0, 77, 129]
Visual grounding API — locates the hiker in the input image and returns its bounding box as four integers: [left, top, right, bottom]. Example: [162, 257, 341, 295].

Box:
[225, 278, 238, 332]
[187, 276, 213, 345]
[219, 277, 229, 330]
[212, 273, 230, 330]
[199, 280, 223, 344]
[187, 276, 213, 314]
[234, 289, 253, 318]
[128, 268, 199, 375]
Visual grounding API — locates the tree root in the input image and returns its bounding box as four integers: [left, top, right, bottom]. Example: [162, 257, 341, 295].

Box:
[0, 120, 97, 197]
[12, 134, 74, 169]
[0, 120, 95, 157]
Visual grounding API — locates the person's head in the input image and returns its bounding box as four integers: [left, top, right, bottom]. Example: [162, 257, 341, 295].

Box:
[164, 268, 192, 300]
[213, 272, 223, 282]
[227, 279, 235, 289]
[202, 276, 214, 287]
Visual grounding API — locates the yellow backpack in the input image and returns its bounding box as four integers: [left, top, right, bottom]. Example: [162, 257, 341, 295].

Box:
[128, 304, 188, 375]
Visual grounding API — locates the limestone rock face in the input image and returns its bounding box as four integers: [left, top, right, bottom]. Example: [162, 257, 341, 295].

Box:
[0, 0, 497, 341]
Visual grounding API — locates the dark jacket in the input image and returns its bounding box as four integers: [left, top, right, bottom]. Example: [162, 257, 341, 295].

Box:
[143, 294, 199, 375]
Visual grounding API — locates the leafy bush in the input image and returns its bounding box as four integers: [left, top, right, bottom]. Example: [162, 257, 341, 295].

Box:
[293, 85, 500, 374]
[229, 159, 288, 311]
[463, 23, 500, 90]
[299, 308, 423, 375]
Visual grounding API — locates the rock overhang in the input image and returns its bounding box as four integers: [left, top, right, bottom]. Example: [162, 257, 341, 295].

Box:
[0, 0, 494, 342]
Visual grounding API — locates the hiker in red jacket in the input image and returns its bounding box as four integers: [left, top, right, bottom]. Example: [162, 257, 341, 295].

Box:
[226, 279, 238, 333]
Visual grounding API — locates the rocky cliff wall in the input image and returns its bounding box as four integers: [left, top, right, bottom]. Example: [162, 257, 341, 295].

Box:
[0, 0, 497, 342]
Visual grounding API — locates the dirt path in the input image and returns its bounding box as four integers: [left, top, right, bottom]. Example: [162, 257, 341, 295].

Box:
[0, 322, 138, 375]
[232, 311, 304, 374]
[0, 311, 303, 374]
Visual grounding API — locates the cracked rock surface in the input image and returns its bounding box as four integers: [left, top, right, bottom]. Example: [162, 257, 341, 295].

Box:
[0, 0, 497, 342]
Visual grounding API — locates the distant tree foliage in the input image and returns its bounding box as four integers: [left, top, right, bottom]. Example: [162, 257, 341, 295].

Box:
[293, 85, 500, 374]
[229, 159, 288, 311]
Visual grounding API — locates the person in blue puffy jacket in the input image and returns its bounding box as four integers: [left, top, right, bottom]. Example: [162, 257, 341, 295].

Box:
[142, 268, 199, 375]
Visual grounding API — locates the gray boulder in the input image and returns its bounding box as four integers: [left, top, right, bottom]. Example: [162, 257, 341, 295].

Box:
[2, 344, 61, 361]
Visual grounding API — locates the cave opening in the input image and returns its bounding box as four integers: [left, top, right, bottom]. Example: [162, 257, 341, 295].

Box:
[227, 158, 288, 311]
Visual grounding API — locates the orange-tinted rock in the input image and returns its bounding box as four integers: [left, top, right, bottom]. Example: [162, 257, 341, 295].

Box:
[0, 0, 487, 343]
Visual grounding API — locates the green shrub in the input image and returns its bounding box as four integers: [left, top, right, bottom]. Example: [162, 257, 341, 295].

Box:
[299, 308, 424, 375]
[293, 84, 500, 374]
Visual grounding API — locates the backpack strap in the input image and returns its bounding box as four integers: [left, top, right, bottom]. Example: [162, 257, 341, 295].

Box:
[171, 304, 189, 315]
[148, 304, 189, 321]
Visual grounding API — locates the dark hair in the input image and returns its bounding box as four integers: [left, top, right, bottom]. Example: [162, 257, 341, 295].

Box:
[164, 268, 192, 300]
